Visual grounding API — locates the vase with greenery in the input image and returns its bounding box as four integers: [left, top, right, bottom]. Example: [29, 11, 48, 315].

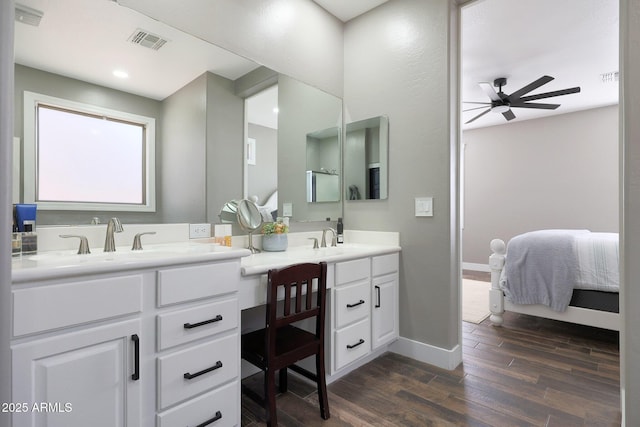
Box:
[261, 220, 288, 252]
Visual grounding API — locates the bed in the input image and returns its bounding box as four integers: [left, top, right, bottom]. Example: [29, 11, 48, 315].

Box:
[489, 229, 620, 331]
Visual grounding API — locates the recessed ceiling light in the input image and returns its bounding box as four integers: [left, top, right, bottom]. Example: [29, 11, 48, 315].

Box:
[273, 107, 279, 114]
[113, 70, 129, 79]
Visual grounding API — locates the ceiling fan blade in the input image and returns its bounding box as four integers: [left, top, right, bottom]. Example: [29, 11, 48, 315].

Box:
[517, 87, 581, 102]
[463, 105, 491, 112]
[478, 82, 501, 101]
[464, 108, 491, 124]
[502, 110, 516, 121]
[463, 101, 491, 105]
[507, 75, 554, 100]
[510, 102, 560, 110]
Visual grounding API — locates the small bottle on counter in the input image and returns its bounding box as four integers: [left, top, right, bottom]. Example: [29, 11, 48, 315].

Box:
[21, 222, 38, 255]
[12, 225, 22, 257]
[336, 217, 344, 244]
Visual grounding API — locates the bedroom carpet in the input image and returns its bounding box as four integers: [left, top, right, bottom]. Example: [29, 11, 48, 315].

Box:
[462, 278, 491, 323]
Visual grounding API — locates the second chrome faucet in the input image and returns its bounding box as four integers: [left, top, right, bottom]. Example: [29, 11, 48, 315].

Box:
[104, 217, 123, 252]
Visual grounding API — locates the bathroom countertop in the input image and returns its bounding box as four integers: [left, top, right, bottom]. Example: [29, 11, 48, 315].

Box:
[11, 242, 251, 283]
[240, 243, 401, 276]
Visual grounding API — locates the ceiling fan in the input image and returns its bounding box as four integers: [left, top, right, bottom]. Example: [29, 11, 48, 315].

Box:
[463, 75, 581, 124]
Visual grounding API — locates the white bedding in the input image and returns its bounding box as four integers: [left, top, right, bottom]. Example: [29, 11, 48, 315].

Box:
[574, 232, 619, 292]
[500, 230, 619, 312]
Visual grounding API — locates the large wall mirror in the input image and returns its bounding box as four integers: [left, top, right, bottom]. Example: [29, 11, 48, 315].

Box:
[13, 0, 343, 225]
[344, 116, 389, 200]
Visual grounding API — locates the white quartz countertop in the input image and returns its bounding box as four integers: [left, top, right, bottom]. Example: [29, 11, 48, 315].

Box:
[12, 242, 251, 283]
[240, 243, 401, 276]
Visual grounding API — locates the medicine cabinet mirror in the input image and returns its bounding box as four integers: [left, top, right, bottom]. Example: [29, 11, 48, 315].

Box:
[344, 116, 389, 200]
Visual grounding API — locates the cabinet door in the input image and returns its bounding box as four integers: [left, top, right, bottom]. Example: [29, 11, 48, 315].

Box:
[372, 273, 399, 349]
[12, 319, 141, 427]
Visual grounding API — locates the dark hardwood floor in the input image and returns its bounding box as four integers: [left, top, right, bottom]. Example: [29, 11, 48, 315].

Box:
[241, 274, 621, 426]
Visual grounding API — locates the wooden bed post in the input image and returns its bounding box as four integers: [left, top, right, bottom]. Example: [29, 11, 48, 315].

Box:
[489, 239, 506, 326]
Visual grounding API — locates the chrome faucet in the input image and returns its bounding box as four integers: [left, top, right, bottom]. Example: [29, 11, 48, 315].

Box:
[104, 217, 123, 252]
[321, 228, 337, 247]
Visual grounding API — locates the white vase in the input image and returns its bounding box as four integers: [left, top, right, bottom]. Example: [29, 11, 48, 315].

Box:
[262, 234, 288, 252]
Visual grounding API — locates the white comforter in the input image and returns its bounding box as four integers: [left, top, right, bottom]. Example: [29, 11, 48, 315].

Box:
[501, 230, 619, 312]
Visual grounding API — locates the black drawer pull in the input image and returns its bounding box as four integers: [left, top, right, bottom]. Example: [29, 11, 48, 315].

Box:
[184, 361, 223, 380]
[184, 314, 223, 329]
[194, 410, 222, 427]
[375, 285, 381, 308]
[347, 338, 365, 349]
[346, 299, 365, 308]
[131, 334, 140, 381]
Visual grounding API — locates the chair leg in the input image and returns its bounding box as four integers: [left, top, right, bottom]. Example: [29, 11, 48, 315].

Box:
[316, 351, 330, 420]
[279, 367, 288, 393]
[265, 368, 278, 427]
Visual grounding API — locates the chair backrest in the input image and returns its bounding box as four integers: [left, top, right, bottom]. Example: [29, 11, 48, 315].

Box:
[265, 261, 328, 342]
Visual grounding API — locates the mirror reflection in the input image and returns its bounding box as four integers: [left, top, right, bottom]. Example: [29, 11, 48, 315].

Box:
[13, 0, 343, 225]
[344, 116, 389, 200]
[306, 126, 340, 203]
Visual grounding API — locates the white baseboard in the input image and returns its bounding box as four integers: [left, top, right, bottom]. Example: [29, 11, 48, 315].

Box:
[462, 262, 490, 272]
[390, 337, 462, 371]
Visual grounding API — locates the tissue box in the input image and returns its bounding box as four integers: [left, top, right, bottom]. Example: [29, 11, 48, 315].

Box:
[14, 204, 37, 232]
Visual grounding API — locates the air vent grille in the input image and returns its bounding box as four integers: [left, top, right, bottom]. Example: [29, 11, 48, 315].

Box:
[128, 29, 168, 50]
[15, 4, 44, 26]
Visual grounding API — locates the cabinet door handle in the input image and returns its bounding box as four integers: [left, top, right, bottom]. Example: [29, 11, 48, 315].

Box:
[131, 334, 140, 381]
[346, 299, 365, 308]
[184, 361, 223, 380]
[194, 410, 222, 427]
[184, 314, 223, 329]
[375, 285, 381, 308]
[346, 338, 365, 349]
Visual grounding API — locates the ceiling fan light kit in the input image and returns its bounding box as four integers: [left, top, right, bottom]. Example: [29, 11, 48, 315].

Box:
[464, 75, 581, 125]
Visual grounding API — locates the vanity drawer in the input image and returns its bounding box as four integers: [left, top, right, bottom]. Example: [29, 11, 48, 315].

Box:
[13, 274, 143, 337]
[157, 381, 238, 427]
[157, 261, 239, 306]
[372, 253, 399, 277]
[157, 297, 238, 351]
[157, 333, 238, 410]
[334, 280, 370, 329]
[335, 258, 370, 286]
[334, 318, 371, 371]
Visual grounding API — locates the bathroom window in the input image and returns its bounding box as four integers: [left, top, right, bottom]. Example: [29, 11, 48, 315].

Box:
[23, 91, 156, 212]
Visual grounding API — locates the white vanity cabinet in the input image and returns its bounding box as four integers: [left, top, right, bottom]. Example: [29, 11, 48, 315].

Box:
[11, 273, 147, 427]
[155, 261, 241, 427]
[330, 252, 399, 375]
[11, 253, 245, 427]
[371, 253, 399, 350]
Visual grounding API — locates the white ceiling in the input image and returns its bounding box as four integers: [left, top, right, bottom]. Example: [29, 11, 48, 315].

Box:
[461, 0, 619, 130]
[14, 0, 260, 100]
[312, 0, 389, 22]
[14, 0, 618, 130]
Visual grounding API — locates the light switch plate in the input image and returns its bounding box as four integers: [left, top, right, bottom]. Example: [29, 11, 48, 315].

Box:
[283, 202, 293, 217]
[415, 197, 433, 217]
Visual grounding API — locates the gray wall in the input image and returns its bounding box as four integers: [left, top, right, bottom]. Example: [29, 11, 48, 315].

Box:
[621, 0, 640, 422]
[205, 72, 244, 223]
[344, 0, 458, 350]
[463, 105, 619, 264]
[14, 65, 164, 225]
[247, 123, 278, 205]
[161, 73, 207, 223]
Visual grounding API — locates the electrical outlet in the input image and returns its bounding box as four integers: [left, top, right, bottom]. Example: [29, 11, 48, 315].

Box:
[189, 223, 211, 239]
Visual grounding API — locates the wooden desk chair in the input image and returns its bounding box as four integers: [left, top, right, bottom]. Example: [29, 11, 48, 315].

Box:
[241, 262, 330, 426]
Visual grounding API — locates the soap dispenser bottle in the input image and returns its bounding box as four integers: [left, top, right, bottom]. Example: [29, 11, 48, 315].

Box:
[336, 218, 344, 244]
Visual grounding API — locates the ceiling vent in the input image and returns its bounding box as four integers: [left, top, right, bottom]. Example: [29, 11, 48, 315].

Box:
[128, 29, 168, 51]
[15, 4, 44, 27]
